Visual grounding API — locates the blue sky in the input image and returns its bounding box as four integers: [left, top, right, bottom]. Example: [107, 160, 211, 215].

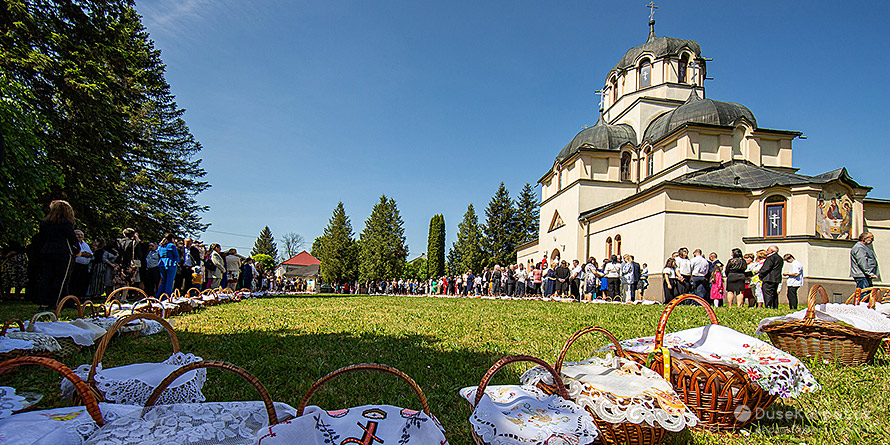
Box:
[135, 0, 890, 258]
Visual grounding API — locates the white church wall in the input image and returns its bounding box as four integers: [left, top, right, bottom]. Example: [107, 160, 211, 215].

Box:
[663, 212, 747, 265]
[587, 212, 667, 267]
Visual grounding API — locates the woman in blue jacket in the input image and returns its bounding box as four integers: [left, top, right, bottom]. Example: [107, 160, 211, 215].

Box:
[156, 233, 179, 298]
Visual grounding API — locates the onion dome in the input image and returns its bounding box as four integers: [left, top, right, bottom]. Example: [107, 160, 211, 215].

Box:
[642, 90, 757, 144]
[610, 26, 701, 76]
[556, 114, 637, 164]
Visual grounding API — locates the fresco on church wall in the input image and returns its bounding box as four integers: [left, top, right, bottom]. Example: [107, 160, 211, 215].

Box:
[816, 189, 853, 240]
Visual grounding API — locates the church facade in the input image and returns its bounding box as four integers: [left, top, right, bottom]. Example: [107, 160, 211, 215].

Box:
[516, 19, 890, 302]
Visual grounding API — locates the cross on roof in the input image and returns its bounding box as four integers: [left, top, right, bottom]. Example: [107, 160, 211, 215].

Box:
[646, 2, 658, 21]
[594, 89, 606, 110]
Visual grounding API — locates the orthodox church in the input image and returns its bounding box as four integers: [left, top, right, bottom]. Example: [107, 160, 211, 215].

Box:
[516, 16, 890, 301]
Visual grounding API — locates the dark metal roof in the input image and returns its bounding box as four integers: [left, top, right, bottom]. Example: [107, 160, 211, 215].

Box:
[642, 90, 756, 143]
[555, 114, 637, 164]
[610, 33, 701, 74]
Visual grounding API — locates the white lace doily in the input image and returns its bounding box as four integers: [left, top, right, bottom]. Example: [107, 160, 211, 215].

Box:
[0, 387, 24, 420]
[520, 356, 698, 432]
[70, 319, 107, 339]
[62, 352, 206, 405]
[85, 401, 296, 445]
[4, 331, 61, 353]
[0, 402, 140, 445]
[757, 303, 890, 335]
[256, 404, 448, 445]
[16, 321, 96, 346]
[459, 385, 599, 445]
[0, 336, 34, 353]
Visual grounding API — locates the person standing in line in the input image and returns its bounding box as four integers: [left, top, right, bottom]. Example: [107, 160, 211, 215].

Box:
[758, 245, 782, 309]
[209, 244, 225, 289]
[710, 263, 725, 307]
[570, 259, 582, 300]
[533, 263, 543, 296]
[143, 243, 160, 296]
[638, 262, 649, 300]
[706, 252, 722, 304]
[851, 232, 879, 290]
[604, 255, 622, 300]
[225, 248, 244, 290]
[115, 228, 141, 290]
[33, 200, 80, 309]
[630, 255, 641, 301]
[584, 258, 600, 301]
[675, 247, 692, 295]
[725, 248, 747, 308]
[156, 233, 179, 298]
[505, 264, 516, 297]
[783, 254, 803, 309]
[70, 230, 93, 299]
[555, 260, 571, 297]
[515, 264, 526, 297]
[662, 258, 678, 304]
[690, 249, 710, 303]
[620, 254, 635, 303]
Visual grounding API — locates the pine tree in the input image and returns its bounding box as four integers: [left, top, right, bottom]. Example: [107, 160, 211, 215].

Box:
[453, 204, 483, 273]
[446, 247, 461, 276]
[515, 182, 540, 244]
[315, 202, 358, 284]
[482, 182, 518, 267]
[252, 226, 278, 260]
[427, 214, 445, 278]
[359, 196, 408, 281]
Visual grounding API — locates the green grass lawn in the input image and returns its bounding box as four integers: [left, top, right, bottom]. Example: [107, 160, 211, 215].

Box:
[2, 295, 888, 444]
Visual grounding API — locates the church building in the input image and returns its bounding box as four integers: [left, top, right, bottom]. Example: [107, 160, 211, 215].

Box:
[516, 16, 890, 302]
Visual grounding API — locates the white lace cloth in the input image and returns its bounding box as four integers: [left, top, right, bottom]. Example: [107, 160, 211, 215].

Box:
[70, 320, 107, 339]
[0, 335, 34, 353]
[62, 352, 206, 405]
[620, 324, 821, 398]
[4, 331, 62, 353]
[858, 301, 890, 316]
[255, 404, 448, 445]
[0, 402, 140, 445]
[459, 385, 599, 445]
[13, 321, 97, 346]
[86, 316, 165, 337]
[0, 387, 25, 420]
[85, 401, 296, 445]
[520, 355, 698, 432]
[756, 303, 890, 335]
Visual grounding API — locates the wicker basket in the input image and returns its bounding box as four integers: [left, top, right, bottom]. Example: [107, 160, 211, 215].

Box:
[550, 326, 667, 445]
[54, 295, 84, 319]
[106, 286, 148, 304]
[846, 287, 890, 355]
[625, 294, 776, 431]
[200, 289, 219, 306]
[763, 285, 885, 365]
[1, 319, 54, 362]
[132, 297, 168, 318]
[27, 312, 82, 358]
[297, 363, 432, 417]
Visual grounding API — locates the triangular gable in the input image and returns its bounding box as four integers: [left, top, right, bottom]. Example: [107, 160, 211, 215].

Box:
[280, 250, 320, 266]
[548, 210, 565, 232]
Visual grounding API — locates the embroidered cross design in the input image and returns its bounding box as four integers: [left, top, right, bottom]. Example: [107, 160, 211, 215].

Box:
[340, 420, 383, 445]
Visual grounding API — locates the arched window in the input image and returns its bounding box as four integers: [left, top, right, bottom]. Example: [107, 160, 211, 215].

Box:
[606, 237, 612, 258]
[620, 152, 632, 181]
[679, 54, 689, 84]
[638, 58, 651, 88]
[645, 148, 653, 177]
[764, 195, 786, 237]
[551, 248, 561, 262]
[615, 234, 622, 256]
[610, 76, 618, 103]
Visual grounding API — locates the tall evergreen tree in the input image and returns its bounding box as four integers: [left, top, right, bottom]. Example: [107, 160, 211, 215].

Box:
[453, 204, 483, 273]
[427, 214, 445, 278]
[515, 182, 540, 244]
[252, 226, 278, 259]
[482, 182, 518, 267]
[315, 202, 358, 284]
[446, 247, 461, 276]
[359, 195, 408, 281]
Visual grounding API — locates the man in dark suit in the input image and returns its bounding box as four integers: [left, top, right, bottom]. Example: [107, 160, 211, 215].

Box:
[630, 256, 642, 301]
[758, 245, 783, 309]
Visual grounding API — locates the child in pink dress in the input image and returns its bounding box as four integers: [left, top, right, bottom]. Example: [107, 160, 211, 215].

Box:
[710, 264, 725, 307]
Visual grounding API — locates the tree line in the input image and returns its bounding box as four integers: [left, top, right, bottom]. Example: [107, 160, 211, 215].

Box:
[0, 0, 208, 246]
[312, 182, 538, 285]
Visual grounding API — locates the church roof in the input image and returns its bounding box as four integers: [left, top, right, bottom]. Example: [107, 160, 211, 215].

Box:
[555, 114, 637, 164]
[279, 250, 320, 266]
[611, 33, 701, 74]
[642, 91, 756, 143]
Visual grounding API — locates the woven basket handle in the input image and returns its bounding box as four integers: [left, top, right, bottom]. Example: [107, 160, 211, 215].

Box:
[132, 297, 166, 318]
[1, 319, 24, 336]
[105, 286, 148, 304]
[297, 363, 430, 416]
[474, 355, 568, 407]
[104, 300, 123, 317]
[187, 288, 201, 298]
[0, 356, 104, 426]
[555, 326, 626, 373]
[804, 285, 831, 323]
[654, 294, 718, 349]
[55, 295, 83, 319]
[88, 313, 179, 385]
[81, 300, 103, 318]
[142, 360, 278, 425]
[848, 287, 880, 309]
[27, 311, 58, 332]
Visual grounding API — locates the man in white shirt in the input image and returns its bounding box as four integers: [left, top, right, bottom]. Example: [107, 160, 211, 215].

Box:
[675, 247, 693, 295]
[783, 254, 803, 310]
[690, 249, 710, 302]
[71, 230, 93, 299]
[570, 259, 583, 301]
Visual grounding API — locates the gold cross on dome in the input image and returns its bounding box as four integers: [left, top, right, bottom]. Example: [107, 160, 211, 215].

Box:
[646, 2, 658, 21]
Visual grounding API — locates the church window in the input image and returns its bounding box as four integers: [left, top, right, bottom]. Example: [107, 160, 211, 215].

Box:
[615, 234, 622, 256]
[610, 77, 618, 103]
[764, 195, 786, 238]
[679, 54, 689, 83]
[639, 58, 651, 88]
[620, 152, 632, 181]
[645, 148, 654, 177]
[606, 237, 612, 258]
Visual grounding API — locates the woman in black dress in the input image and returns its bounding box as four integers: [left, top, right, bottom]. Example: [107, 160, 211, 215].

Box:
[33, 200, 79, 309]
[662, 257, 679, 304]
[725, 248, 748, 308]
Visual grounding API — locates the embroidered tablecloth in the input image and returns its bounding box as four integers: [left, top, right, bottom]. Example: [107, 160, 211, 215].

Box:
[0, 387, 24, 420]
[460, 385, 599, 445]
[619, 324, 820, 398]
[0, 336, 35, 353]
[0, 402, 140, 445]
[757, 303, 890, 335]
[520, 355, 697, 432]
